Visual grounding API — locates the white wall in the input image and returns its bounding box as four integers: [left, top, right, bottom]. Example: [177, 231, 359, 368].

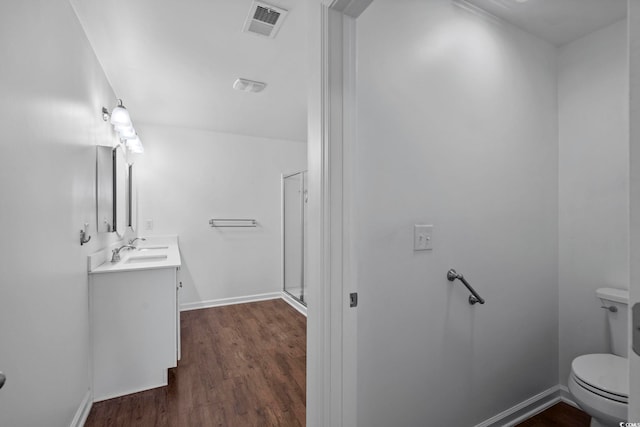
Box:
[136, 125, 306, 306]
[558, 20, 629, 385]
[0, 1, 120, 426]
[355, 1, 559, 425]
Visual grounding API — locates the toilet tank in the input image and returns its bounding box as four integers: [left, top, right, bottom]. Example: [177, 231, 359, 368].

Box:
[596, 287, 629, 357]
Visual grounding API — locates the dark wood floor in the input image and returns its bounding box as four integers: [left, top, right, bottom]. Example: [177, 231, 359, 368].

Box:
[83, 300, 589, 427]
[516, 402, 590, 427]
[85, 299, 307, 427]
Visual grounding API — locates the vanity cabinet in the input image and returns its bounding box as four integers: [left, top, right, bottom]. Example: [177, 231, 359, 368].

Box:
[90, 267, 179, 401]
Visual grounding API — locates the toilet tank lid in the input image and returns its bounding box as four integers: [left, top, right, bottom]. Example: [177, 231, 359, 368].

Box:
[596, 287, 629, 304]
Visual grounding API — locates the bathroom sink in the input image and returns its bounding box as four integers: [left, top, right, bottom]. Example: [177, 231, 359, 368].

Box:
[125, 254, 168, 264]
[88, 236, 181, 274]
[136, 245, 169, 251]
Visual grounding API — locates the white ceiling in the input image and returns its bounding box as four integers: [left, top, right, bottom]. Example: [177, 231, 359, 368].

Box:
[72, 0, 627, 143]
[71, 0, 308, 142]
[463, 0, 627, 46]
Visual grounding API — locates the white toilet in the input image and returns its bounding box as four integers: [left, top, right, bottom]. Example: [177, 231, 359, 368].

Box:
[568, 287, 629, 427]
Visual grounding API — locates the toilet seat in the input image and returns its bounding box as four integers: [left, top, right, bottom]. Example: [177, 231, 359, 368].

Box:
[571, 354, 628, 403]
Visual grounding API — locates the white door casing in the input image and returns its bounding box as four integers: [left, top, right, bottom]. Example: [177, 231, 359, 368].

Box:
[306, 1, 371, 426]
[629, 0, 640, 421]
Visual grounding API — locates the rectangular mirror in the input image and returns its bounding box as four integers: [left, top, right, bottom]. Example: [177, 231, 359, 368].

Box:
[128, 164, 137, 232]
[96, 146, 114, 233]
[113, 144, 128, 237]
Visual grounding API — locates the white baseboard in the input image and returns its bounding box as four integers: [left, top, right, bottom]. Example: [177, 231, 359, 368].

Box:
[474, 385, 564, 427]
[557, 384, 579, 408]
[281, 291, 308, 317]
[180, 292, 281, 312]
[93, 380, 168, 403]
[70, 390, 92, 427]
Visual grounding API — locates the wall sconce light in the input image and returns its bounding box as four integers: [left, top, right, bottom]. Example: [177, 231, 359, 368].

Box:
[102, 99, 144, 154]
[109, 100, 132, 127]
[126, 136, 144, 154]
[117, 125, 136, 139]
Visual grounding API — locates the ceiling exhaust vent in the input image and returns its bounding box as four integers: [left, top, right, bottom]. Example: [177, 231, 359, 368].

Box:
[233, 78, 267, 93]
[243, 1, 288, 39]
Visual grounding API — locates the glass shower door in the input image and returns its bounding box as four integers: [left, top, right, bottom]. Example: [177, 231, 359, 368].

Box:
[283, 171, 307, 305]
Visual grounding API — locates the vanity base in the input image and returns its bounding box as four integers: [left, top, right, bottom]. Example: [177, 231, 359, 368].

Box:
[90, 268, 178, 401]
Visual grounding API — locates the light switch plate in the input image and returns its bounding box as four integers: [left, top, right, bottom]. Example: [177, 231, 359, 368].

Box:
[145, 219, 154, 231]
[414, 225, 433, 251]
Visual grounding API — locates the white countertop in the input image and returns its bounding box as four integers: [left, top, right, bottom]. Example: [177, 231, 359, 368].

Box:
[89, 236, 182, 274]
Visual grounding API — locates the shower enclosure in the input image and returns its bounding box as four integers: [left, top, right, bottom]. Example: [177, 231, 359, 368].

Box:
[282, 171, 308, 306]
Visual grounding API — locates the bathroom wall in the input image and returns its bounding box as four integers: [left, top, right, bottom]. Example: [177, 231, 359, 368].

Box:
[355, 1, 559, 425]
[558, 20, 629, 386]
[135, 124, 306, 307]
[0, 1, 120, 426]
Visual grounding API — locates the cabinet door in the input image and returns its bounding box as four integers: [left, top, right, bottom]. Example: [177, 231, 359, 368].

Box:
[91, 268, 176, 401]
[176, 269, 181, 361]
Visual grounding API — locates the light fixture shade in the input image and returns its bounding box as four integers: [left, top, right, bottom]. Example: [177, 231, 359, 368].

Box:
[110, 105, 132, 127]
[117, 125, 136, 139]
[126, 136, 144, 154]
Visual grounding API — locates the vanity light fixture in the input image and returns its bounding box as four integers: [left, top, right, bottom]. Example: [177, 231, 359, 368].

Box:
[117, 125, 137, 139]
[109, 99, 132, 127]
[102, 99, 144, 154]
[126, 135, 144, 154]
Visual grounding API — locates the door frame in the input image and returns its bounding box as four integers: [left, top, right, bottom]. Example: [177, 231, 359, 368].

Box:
[307, 1, 372, 426]
[281, 170, 308, 306]
[629, 0, 640, 420]
[311, 1, 640, 424]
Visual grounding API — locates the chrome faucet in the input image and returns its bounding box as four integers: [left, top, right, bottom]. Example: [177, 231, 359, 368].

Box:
[111, 245, 136, 263]
[128, 237, 147, 245]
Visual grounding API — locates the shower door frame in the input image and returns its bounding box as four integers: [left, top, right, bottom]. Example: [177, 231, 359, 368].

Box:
[282, 170, 307, 307]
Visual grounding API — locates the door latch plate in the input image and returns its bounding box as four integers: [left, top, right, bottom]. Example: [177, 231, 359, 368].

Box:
[349, 292, 358, 308]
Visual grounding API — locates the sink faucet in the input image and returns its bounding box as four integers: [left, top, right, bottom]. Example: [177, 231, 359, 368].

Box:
[128, 237, 147, 245]
[111, 245, 136, 263]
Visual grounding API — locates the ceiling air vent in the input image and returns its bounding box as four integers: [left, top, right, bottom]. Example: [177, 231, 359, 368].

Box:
[243, 1, 288, 39]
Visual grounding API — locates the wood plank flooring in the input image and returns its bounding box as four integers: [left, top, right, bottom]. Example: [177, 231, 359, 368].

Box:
[516, 402, 590, 427]
[85, 299, 307, 427]
[83, 299, 590, 427]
